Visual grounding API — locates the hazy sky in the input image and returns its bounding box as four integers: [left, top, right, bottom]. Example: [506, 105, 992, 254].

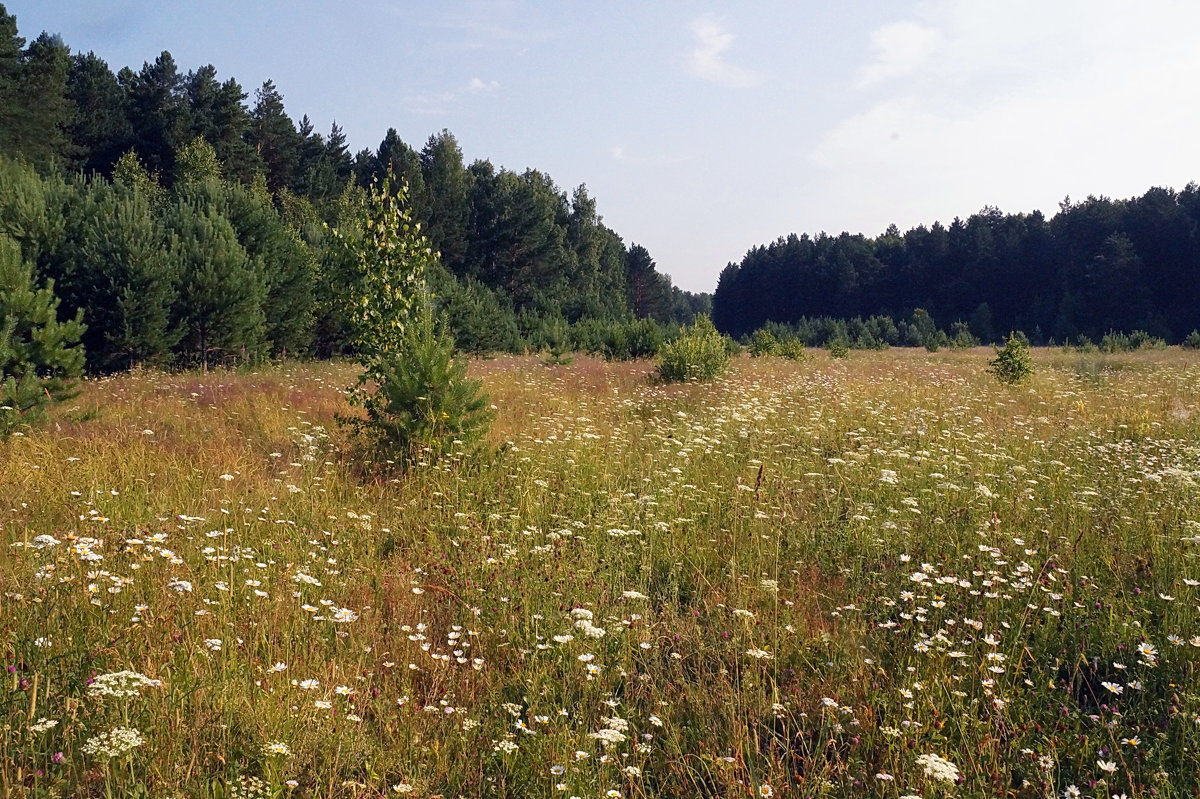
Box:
[9, 1, 1200, 292]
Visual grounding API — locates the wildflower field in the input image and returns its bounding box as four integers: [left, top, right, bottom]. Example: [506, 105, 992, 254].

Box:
[4, 349, 1200, 799]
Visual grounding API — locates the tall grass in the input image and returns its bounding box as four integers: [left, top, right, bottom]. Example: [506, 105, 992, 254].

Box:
[3, 349, 1200, 797]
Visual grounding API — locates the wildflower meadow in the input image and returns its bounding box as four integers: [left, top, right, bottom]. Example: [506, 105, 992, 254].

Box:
[4, 348, 1200, 798]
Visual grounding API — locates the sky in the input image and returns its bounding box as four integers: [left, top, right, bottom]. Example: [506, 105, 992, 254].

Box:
[9, 0, 1200, 292]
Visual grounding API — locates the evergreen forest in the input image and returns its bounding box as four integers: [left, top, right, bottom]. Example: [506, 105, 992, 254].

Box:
[712, 192, 1200, 347]
[4, 1, 1200, 372]
[0, 4, 707, 372]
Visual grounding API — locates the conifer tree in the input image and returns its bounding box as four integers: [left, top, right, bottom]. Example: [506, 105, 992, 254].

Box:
[166, 197, 264, 370]
[67, 51, 134, 176]
[50, 178, 179, 371]
[0, 234, 85, 436]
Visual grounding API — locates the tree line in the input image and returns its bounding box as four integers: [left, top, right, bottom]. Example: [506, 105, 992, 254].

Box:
[713, 187, 1200, 345]
[0, 4, 709, 372]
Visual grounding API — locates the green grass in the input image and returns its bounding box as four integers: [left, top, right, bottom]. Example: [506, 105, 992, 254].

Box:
[3, 348, 1200, 798]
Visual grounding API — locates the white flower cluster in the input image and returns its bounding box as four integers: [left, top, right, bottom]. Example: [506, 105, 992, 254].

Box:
[262, 741, 292, 756]
[29, 717, 58, 734]
[82, 726, 145, 758]
[87, 670, 163, 699]
[571, 607, 605, 638]
[916, 752, 959, 783]
[589, 716, 630, 746]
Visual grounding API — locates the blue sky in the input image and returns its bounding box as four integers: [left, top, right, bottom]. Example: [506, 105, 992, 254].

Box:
[10, 1, 1200, 292]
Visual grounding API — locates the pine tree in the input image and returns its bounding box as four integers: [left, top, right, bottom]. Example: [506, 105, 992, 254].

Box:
[185, 65, 261, 182]
[249, 79, 300, 192]
[20, 31, 75, 167]
[166, 197, 264, 370]
[216, 175, 314, 355]
[49, 177, 179, 371]
[420, 129, 471, 274]
[120, 51, 191, 179]
[67, 52, 134, 176]
[0, 4, 27, 159]
[0, 234, 85, 436]
[351, 296, 492, 462]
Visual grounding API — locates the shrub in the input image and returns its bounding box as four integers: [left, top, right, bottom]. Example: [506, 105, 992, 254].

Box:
[748, 328, 779, 357]
[950, 321, 979, 349]
[988, 331, 1033, 385]
[778, 336, 807, 361]
[347, 300, 493, 463]
[1128, 329, 1166, 350]
[1183, 330, 1200, 350]
[828, 336, 849, 359]
[0, 235, 86, 437]
[658, 314, 730, 382]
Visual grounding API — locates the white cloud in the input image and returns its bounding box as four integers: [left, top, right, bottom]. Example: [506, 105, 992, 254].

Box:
[854, 21, 938, 88]
[687, 14, 766, 88]
[810, 0, 1200, 231]
[468, 77, 500, 93]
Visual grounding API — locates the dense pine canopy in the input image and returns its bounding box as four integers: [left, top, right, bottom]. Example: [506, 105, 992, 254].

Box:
[712, 193, 1200, 345]
[0, 4, 705, 371]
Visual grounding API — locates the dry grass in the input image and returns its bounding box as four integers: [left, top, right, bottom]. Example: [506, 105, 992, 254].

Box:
[3, 349, 1200, 797]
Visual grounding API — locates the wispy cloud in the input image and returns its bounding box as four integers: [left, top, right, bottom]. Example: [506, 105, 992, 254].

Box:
[468, 77, 500, 94]
[854, 21, 938, 88]
[402, 91, 457, 115]
[403, 78, 500, 115]
[687, 14, 766, 88]
[419, 4, 561, 52]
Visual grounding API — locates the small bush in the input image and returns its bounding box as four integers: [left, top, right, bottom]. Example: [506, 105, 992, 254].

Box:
[828, 336, 849, 359]
[1128, 329, 1166, 350]
[748, 328, 779, 357]
[1183, 330, 1200, 350]
[778, 336, 807, 361]
[348, 302, 493, 464]
[658, 314, 730, 382]
[988, 332, 1033, 385]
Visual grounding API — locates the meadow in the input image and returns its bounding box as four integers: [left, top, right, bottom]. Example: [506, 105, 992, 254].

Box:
[3, 348, 1200, 798]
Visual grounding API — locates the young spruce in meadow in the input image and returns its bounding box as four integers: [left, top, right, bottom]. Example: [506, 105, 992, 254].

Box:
[988, 331, 1034, 384]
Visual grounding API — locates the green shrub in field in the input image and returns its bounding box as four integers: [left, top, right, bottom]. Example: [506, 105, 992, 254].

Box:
[348, 300, 492, 462]
[658, 314, 730, 382]
[748, 328, 779, 357]
[1183, 330, 1200, 350]
[828, 336, 849, 359]
[0, 235, 86, 438]
[778, 336, 807, 361]
[988, 331, 1033, 384]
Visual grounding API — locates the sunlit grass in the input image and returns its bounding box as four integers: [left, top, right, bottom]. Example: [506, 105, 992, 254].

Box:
[3, 349, 1200, 798]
